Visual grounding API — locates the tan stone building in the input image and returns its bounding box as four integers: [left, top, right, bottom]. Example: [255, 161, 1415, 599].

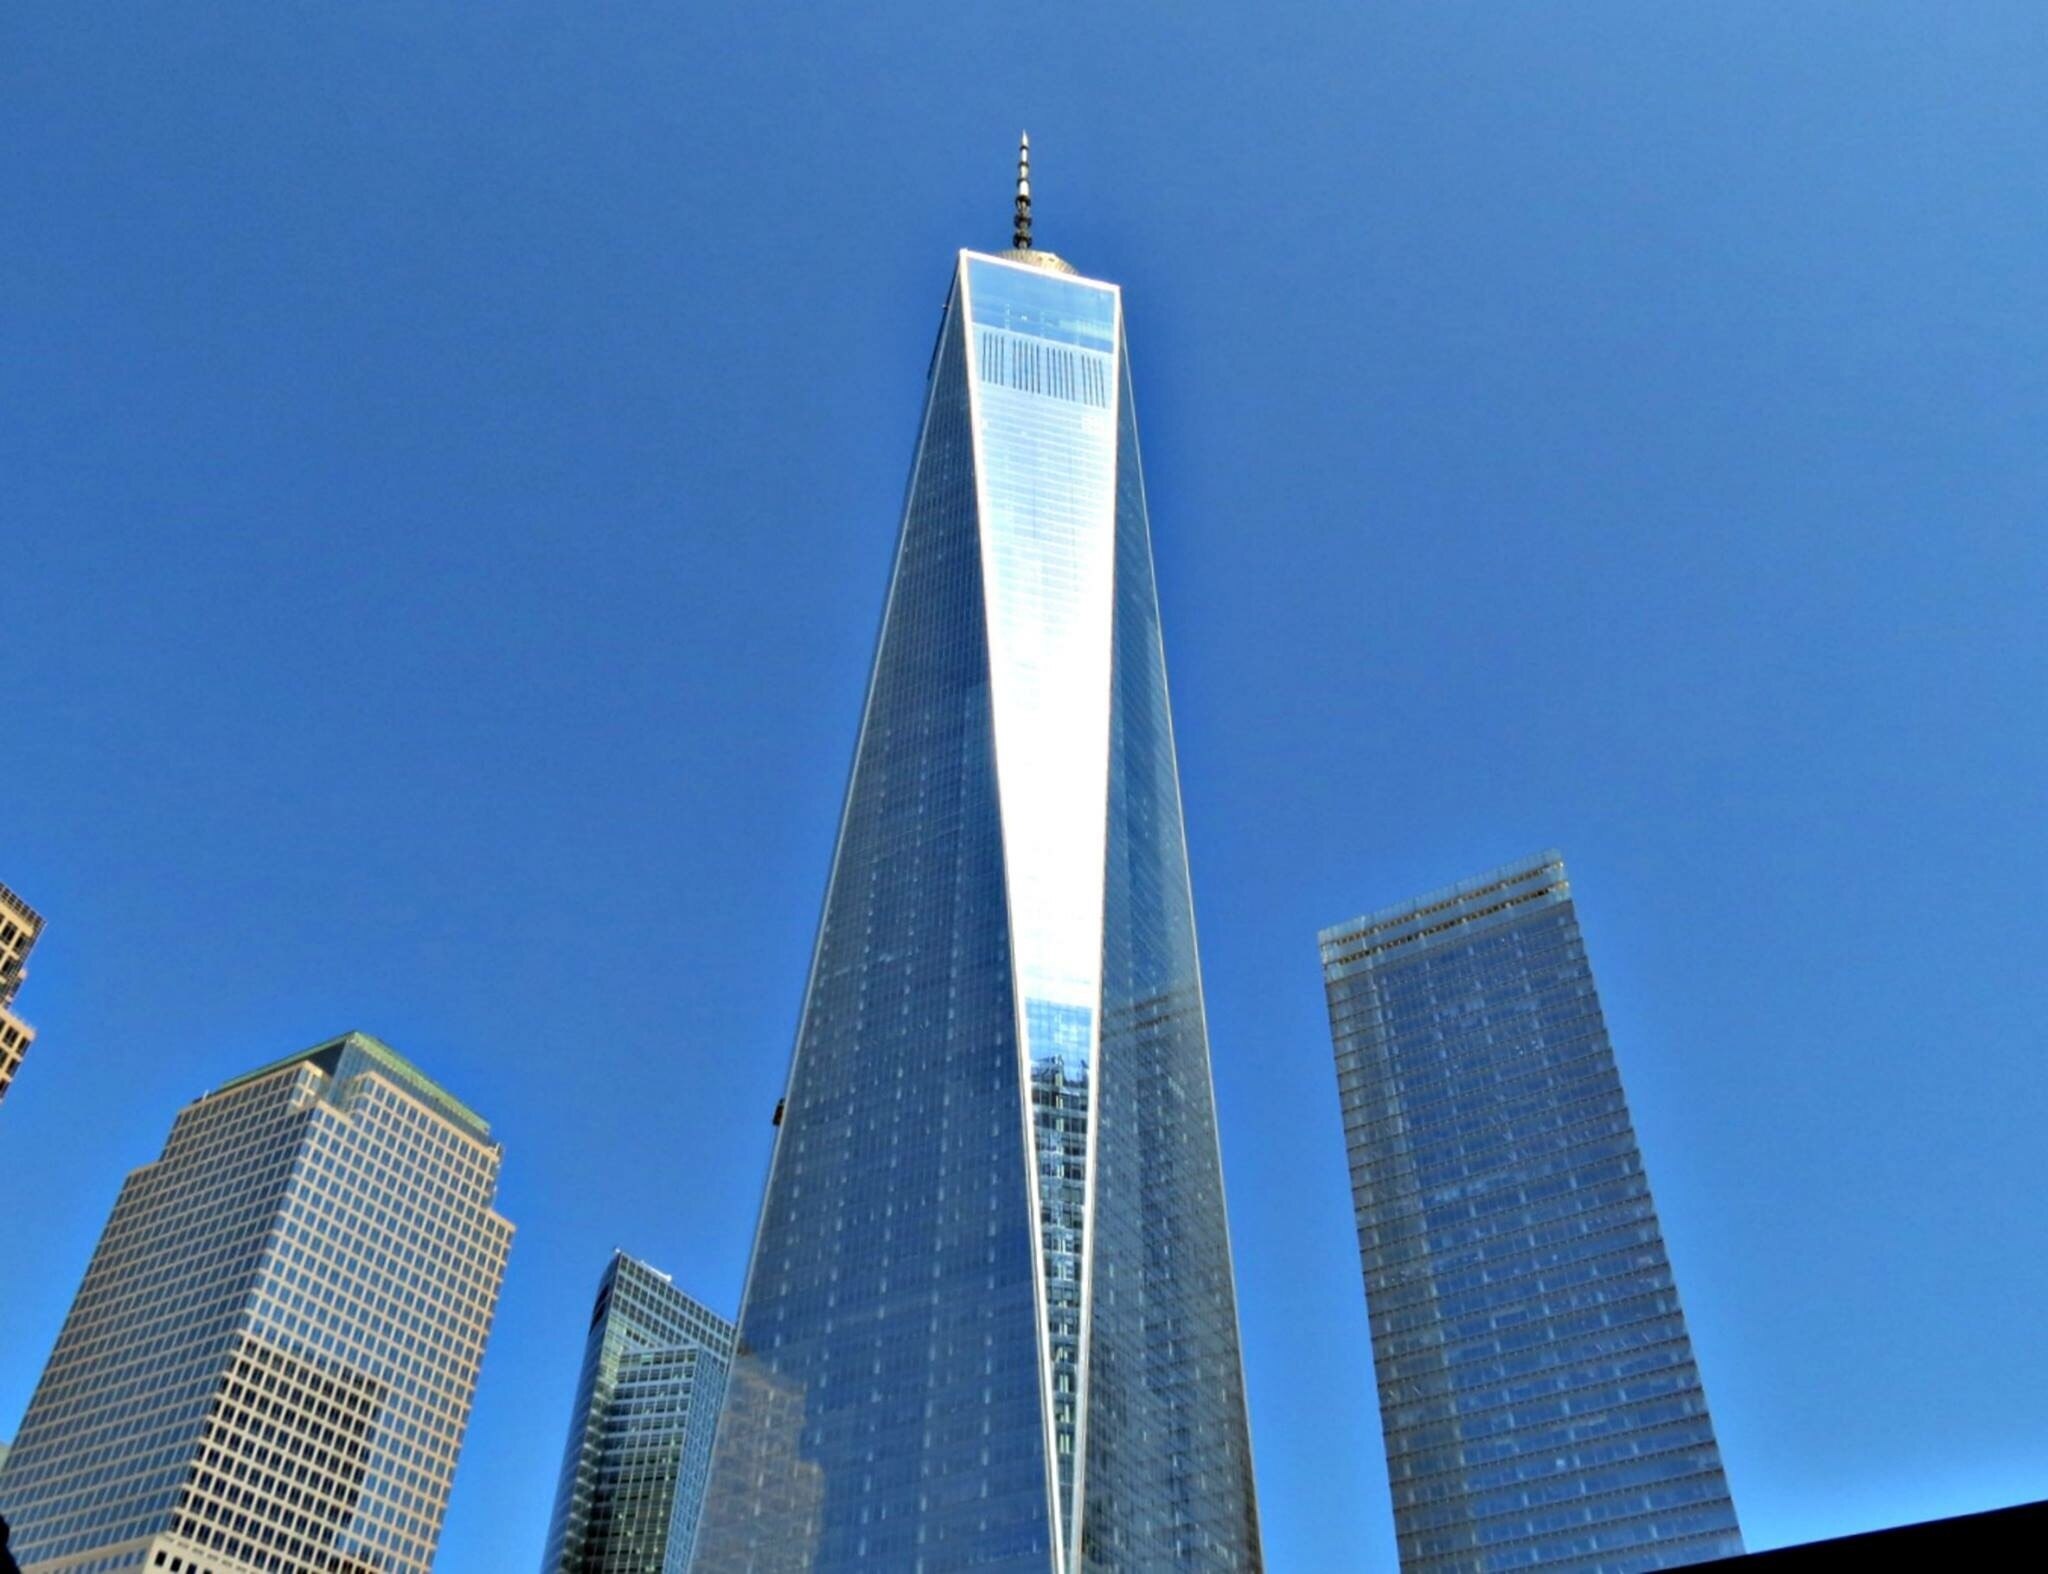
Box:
[0, 1031, 514, 1574]
[0, 880, 44, 1106]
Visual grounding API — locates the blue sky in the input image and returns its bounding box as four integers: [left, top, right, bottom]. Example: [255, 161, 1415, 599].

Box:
[3, 3, 2044, 1567]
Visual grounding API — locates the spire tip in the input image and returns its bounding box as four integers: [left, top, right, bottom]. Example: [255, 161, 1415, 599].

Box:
[1012, 132, 1033, 251]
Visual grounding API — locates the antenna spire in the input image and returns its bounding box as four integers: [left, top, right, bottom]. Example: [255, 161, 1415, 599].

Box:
[1013, 131, 1032, 251]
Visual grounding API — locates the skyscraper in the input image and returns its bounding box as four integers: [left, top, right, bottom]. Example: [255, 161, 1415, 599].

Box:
[0, 1031, 513, 1574]
[1320, 852, 1742, 1573]
[543, 1252, 735, 1574]
[690, 142, 1262, 1572]
[0, 881, 45, 1107]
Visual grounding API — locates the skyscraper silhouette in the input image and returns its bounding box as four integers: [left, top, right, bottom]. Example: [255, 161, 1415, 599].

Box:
[0, 1032, 512, 1574]
[1321, 853, 1741, 1572]
[543, 1253, 734, 1573]
[690, 142, 1261, 1572]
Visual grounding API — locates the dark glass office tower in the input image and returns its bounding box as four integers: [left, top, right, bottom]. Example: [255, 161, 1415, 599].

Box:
[1320, 853, 1742, 1573]
[543, 1252, 735, 1574]
[690, 145, 1261, 1573]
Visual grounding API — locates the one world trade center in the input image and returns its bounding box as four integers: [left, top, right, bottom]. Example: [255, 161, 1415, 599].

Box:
[692, 141, 1262, 1573]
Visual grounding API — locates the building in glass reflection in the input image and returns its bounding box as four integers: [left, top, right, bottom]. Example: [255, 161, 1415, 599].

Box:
[1320, 853, 1742, 1573]
[542, 1252, 734, 1574]
[690, 140, 1262, 1572]
[0, 1031, 512, 1574]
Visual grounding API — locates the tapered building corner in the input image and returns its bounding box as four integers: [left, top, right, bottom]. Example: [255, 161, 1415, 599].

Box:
[542, 1253, 735, 1574]
[690, 153, 1262, 1572]
[1321, 852, 1741, 1573]
[0, 1031, 513, 1574]
[0, 881, 46, 1107]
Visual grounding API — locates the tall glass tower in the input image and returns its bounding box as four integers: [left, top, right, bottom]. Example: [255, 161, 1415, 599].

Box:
[1320, 853, 1742, 1573]
[543, 1252, 735, 1574]
[0, 1031, 512, 1574]
[690, 142, 1262, 1573]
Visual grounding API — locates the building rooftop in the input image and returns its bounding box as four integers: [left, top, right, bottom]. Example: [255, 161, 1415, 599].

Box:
[216, 1030, 493, 1144]
[0, 880, 43, 930]
[1319, 850, 1575, 973]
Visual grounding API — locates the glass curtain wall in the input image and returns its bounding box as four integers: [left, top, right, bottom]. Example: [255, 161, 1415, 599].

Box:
[691, 250, 1260, 1574]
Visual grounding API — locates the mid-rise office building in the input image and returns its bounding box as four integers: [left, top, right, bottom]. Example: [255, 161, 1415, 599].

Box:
[1320, 853, 1741, 1572]
[0, 881, 45, 1106]
[541, 1253, 734, 1574]
[691, 142, 1263, 1570]
[0, 1031, 513, 1574]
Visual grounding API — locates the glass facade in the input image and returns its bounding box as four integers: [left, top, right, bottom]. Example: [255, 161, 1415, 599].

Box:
[1320, 853, 1742, 1573]
[0, 1031, 513, 1574]
[690, 247, 1260, 1573]
[542, 1253, 735, 1574]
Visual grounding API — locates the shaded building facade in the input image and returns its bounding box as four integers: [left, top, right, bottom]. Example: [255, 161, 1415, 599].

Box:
[690, 146, 1262, 1572]
[0, 881, 45, 1106]
[542, 1253, 734, 1574]
[0, 1031, 513, 1574]
[1320, 853, 1741, 1572]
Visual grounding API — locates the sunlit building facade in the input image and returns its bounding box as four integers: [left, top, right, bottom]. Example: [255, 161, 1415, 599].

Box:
[0, 879, 45, 1106]
[690, 145, 1262, 1571]
[0, 1031, 513, 1574]
[542, 1253, 734, 1574]
[1320, 853, 1742, 1573]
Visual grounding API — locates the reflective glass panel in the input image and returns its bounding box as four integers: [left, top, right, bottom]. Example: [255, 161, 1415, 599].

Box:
[1321, 856, 1743, 1573]
[691, 282, 1054, 1573]
[964, 254, 1122, 1524]
[1077, 337, 1263, 1571]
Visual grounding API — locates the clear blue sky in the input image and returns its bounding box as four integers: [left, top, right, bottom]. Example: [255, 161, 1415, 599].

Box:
[3, 4, 2044, 1567]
